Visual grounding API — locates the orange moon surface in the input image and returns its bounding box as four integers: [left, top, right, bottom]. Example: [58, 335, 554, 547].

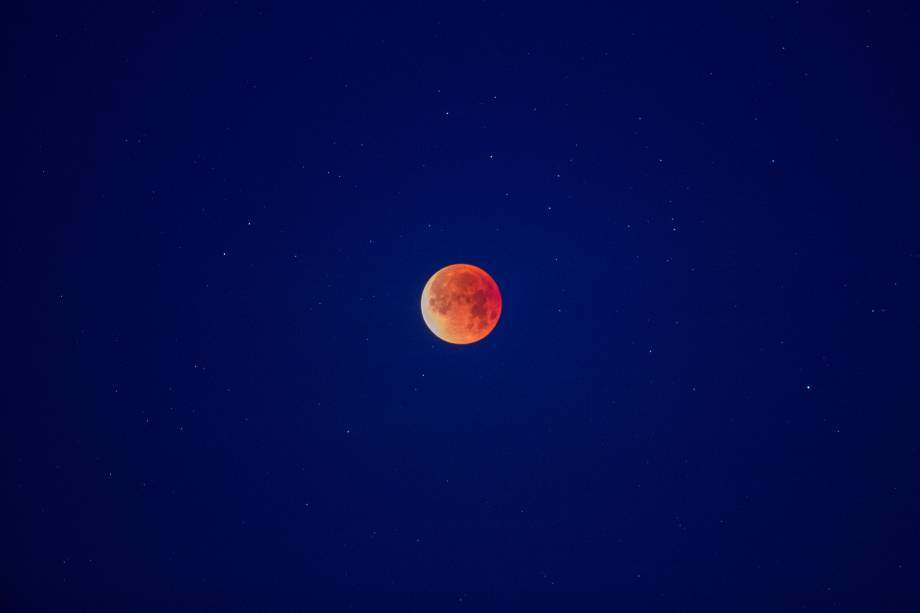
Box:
[421, 264, 502, 344]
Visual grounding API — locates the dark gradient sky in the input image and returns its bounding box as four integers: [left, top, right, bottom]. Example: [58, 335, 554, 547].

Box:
[6, 2, 920, 611]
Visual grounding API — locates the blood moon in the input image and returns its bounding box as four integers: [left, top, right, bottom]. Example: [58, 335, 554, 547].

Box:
[421, 264, 502, 344]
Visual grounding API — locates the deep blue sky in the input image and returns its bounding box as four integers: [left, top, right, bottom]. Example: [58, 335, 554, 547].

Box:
[6, 2, 920, 611]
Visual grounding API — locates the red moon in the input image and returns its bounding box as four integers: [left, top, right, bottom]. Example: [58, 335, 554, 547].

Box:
[421, 264, 502, 344]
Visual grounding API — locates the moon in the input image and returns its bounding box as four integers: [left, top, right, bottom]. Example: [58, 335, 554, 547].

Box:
[421, 263, 502, 344]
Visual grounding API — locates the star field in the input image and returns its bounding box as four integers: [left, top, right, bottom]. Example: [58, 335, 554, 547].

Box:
[6, 2, 920, 611]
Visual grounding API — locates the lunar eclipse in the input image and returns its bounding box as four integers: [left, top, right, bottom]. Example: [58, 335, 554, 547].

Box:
[421, 264, 502, 344]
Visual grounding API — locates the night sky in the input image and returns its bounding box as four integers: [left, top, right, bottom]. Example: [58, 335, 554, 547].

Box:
[6, 2, 920, 611]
